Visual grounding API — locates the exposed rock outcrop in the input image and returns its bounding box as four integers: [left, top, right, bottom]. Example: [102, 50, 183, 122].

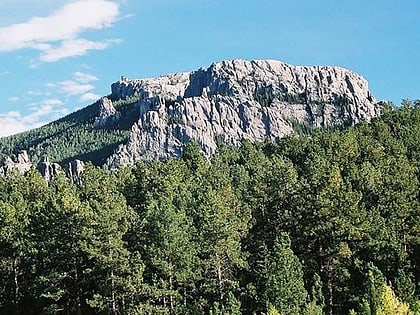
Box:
[107, 59, 381, 168]
[0, 151, 82, 182]
[94, 97, 120, 127]
[37, 156, 62, 182]
[65, 159, 85, 184]
[0, 150, 33, 176]
[0, 59, 382, 173]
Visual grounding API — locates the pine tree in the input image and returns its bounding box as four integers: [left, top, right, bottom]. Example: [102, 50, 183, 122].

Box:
[264, 232, 307, 315]
[129, 159, 199, 313]
[79, 166, 143, 314]
[193, 162, 249, 311]
[356, 263, 413, 315]
[30, 175, 89, 314]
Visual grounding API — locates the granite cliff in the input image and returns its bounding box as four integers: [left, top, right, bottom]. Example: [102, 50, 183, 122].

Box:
[106, 59, 380, 167]
[0, 59, 382, 175]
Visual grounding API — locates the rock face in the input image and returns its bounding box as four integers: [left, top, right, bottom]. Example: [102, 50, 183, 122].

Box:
[0, 150, 33, 176]
[0, 151, 80, 183]
[94, 97, 120, 127]
[106, 59, 381, 168]
[65, 160, 85, 184]
[37, 156, 62, 182]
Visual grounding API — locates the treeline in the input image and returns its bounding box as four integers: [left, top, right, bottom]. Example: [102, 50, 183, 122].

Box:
[0, 102, 419, 314]
[0, 100, 129, 165]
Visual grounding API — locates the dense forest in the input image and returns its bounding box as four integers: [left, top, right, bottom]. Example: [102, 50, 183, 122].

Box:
[0, 97, 135, 165]
[0, 101, 419, 314]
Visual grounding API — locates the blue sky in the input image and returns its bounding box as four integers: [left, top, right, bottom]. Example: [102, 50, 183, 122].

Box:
[0, 0, 419, 137]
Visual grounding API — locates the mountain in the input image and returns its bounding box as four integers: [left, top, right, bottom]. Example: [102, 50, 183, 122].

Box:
[0, 59, 382, 170]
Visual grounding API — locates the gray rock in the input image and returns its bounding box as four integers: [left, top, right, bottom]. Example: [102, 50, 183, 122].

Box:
[17, 150, 30, 164]
[1, 157, 16, 176]
[106, 59, 382, 168]
[94, 97, 121, 127]
[0, 151, 81, 183]
[66, 159, 85, 184]
[0, 150, 33, 175]
[37, 156, 62, 182]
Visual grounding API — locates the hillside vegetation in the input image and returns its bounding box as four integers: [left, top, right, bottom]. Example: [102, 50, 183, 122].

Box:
[0, 101, 419, 314]
[0, 99, 130, 165]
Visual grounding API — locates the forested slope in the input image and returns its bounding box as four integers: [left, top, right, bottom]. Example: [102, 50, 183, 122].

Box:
[0, 99, 131, 165]
[0, 102, 419, 314]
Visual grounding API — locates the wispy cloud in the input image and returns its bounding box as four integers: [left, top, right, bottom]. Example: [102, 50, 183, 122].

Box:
[0, 0, 120, 62]
[0, 98, 68, 137]
[40, 38, 120, 62]
[27, 90, 43, 96]
[74, 71, 99, 84]
[54, 80, 95, 96]
[80, 92, 100, 102]
[47, 71, 100, 102]
[8, 96, 19, 102]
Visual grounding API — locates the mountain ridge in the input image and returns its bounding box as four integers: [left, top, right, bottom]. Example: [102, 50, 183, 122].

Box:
[106, 59, 380, 167]
[0, 59, 382, 173]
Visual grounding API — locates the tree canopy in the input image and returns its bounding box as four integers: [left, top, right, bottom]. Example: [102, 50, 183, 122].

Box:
[0, 102, 419, 314]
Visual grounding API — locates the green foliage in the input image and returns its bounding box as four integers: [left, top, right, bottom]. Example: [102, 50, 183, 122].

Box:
[303, 301, 324, 315]
[0, 100, 129, 165]
[265, 233, 307, 315]
[376, 285, 411, 315]
[354, 263, 413, 315]
[254, 84, 275, 107]
[0, 102, 419, 314]
[266, 304, 282, 315]
[126, 159, 199, 313]
[210, 292, 241, 315]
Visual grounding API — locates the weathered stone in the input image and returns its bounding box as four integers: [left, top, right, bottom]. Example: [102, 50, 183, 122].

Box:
[65, 159, 85, 184]
[37, 156, 62, 182]
[94, 97, 121, 127]
[17, 150, 30, 164]
[107, 59, 381, 168]
[0, 150, 33, 175]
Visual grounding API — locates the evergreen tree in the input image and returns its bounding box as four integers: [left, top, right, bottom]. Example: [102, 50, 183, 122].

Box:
[192, 161, 249, 311]
[79, 166, 143, 314]
[128, 159, 199, 313]
[30, 175, 89, 314]
[0, 173, 32, 314]
[264, 233, 307, 315]
[354, 263, 413, 315]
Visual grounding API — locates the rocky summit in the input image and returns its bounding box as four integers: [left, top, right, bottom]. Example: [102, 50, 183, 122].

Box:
[106, 59, 380, 167]
[0, 59, 382, 175]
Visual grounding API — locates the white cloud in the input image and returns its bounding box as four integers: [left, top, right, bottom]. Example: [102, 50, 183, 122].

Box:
[80, 92, 100, 102]
[0, 98, 67, 137]
[56, 80, 95, 96]
[8, 96, 19, 102]
[0, 0, 120, 62]
[0, 112, 41, 138]
[47, 71, 101, 99]
[40, 38, 120, 62]
[27, 90, 43, 96]
[74, 71, 99, 84]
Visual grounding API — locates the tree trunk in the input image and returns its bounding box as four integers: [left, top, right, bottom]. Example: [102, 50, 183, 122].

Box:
[111, 269, 117, 315]
[216, 255, 224, 304]
[13, 256, 20, 315]
[72, 257, 82, 315]
[327, 262, 333, 315]
[169, 275, 174, 314]
[109, 246, 117, 315]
